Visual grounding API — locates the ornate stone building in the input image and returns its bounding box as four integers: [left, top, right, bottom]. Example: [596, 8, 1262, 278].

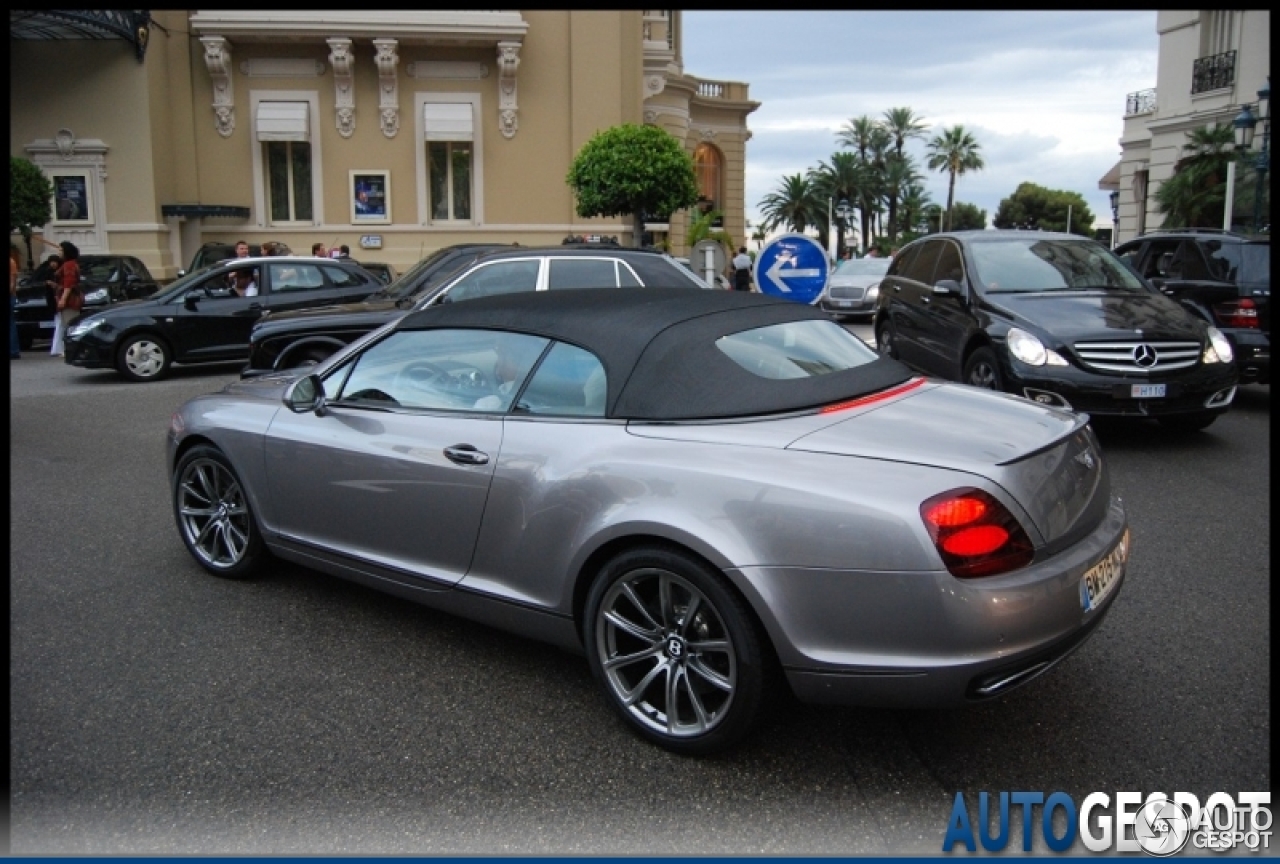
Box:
[10, 10, 759, 277]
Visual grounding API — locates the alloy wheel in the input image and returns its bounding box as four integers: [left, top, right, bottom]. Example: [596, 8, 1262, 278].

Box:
[594, 566, 737, 739]
[176, 457, 254, 569]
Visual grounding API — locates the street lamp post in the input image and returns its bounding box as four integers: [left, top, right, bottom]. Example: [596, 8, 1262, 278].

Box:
[1109, 190, 1120, 248]
[1252, 78, 1270, 234]
[834, 197, 851, 258]
[1228, 101, 1258, 232]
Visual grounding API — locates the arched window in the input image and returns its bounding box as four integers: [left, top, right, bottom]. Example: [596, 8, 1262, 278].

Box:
[693, 143, 723, 212]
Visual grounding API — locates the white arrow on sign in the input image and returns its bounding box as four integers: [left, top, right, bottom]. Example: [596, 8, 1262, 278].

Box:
[765, 256, 822, 293]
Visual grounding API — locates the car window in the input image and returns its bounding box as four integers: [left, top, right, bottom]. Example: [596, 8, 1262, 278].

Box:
[332, 328, 549, 413]
[618, 262, 642, 287]
[933, 241, 964, 284]
[547, 258, 619, 290]
[1138, 239, 1180, 279]
[321, 264, 366, 288]
[899, 242, 940, 284]
[268, 263, 326, 292]
[888, 244, 920, 278]
[628, 254, 710, 289]
[716, 319, 879, 380]
[519, 341, 606, 416]
[445, 260, 541, 303]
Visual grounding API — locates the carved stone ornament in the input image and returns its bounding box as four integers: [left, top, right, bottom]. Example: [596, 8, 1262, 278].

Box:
[496, 41, 521, 139]
[327, 37, 356, 138]
[200, 36, 235, 137]
[55, 128, 75, 158]
[644, 74, 666, 98]
[373, 39, 400, 139]
[643, 110, 657, 124]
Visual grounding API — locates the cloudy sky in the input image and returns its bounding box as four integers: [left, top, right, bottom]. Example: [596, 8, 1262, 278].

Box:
[682, 11, 1159, 237]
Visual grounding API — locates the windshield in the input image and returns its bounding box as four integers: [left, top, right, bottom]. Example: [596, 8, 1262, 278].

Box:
[969, 238, 1149, 294]
[834, 258, 891, 277]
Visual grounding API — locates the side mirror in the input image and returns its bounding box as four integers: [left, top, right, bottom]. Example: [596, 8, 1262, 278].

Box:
[284, 373, 327, 415]
[183, 290, 203, 309]
[933, 279, 964, 296]
[177, 269, 187, 277]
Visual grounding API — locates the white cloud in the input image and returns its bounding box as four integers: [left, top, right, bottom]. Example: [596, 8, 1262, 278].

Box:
[682, 11, 1158, 233]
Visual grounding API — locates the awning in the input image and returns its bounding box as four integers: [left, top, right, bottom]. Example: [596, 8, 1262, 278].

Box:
[161, 204, 250, 219]
[424, 103, 474, 142]
[257, 102, 310, 142]
[8, 10, 151, 61]
[1098, 160, 1122, 191]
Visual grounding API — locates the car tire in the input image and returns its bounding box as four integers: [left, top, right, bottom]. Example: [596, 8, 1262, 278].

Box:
[172, 444, 267, 579]
[290, 345, 334, 368]
[117, 332, 172, 382]
[875, 320, 897, 359]
[1157, 411, 1218, 433]
[584, 544, 770, 755]
[964, 346, 1004, 391]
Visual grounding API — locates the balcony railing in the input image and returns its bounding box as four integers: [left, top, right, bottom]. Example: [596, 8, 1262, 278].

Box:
[642, 10, 673, 52]
[1192, 50, 1236, 95]
[1125, 88, 1156, 116]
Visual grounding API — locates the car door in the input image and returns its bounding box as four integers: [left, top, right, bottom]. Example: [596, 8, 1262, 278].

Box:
[885, 241, 942, 371]
[165, 265, 265, 362]
[913, 239, 977, 378]
[264, 328, 548, 586]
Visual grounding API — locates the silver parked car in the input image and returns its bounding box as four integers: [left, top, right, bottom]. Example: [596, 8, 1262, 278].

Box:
[819, 256, 892, 319]
[168, 287, 1129, 754]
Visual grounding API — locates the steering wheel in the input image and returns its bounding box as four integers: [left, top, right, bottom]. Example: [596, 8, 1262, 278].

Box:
[393, 361, 450, 394]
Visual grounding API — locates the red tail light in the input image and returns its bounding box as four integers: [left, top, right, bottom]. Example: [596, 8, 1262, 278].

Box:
[920, 488, 1034, 578]
[1213, 298, 1259, 329]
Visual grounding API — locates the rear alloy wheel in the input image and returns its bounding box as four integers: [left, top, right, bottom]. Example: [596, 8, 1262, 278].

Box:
[584, 546, 768, 755]
[172, 445, 266, 579]
[964, 346, 1004, 391]
[117, 333, 172, 382]
[875, 320, 897, 359]
[1158, 411, 1218, 433]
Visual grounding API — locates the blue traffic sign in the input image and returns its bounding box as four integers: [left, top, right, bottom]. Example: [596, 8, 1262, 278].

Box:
[753, 234, 830, 304]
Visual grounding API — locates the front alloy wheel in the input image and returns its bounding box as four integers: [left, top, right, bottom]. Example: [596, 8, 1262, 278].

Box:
[173, 445, 265, 579]
[585, 547, 767, 755]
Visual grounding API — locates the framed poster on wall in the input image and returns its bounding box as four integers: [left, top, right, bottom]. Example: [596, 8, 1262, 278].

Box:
[51, 171, 93, 225]
[350, 170, 390, 224]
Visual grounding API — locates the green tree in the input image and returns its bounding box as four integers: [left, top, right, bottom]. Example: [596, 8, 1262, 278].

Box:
[949, 201, 989, 231]
[993, 182, 1095, 235]
[881, 106, 930, 158]
[895, 181, 935, 244]
[10, 156, 53, 267]
[565, 124, 699, 247]
[809, 151, 863, 258]
[881, 153, 923, 243]
[1152, 123, 1237, 229]
[686, 208, 733, 253]
[926, 125, 985, 231]
[758, 173, 821, 235]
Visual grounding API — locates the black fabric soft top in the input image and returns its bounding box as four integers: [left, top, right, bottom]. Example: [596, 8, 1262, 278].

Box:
[398, 287, 914, 420]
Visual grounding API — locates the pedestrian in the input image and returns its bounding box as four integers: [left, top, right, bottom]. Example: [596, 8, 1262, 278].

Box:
[10, 244, 21, 359]
[731, 246, 753, 292]
[49, 240, 83, 357]
[311, 242, 328, 257]
[233, 240, 251, 259]
[865, 247, 881, 259]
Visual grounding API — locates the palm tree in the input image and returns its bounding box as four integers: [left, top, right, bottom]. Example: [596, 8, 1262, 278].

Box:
[880, 153, 922, 244]
[836, 114, 879, 161]
[809, 152, 863, 258]
[758, 173, 821, 235]
[881, 107, 929, 158]
[1155, 123, 1238, 228]
[687, 208, 733, 252]
[896, 181, 934, 242]
[926, 125, 985, 231]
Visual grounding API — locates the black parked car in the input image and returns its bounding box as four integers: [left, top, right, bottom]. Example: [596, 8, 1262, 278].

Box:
[14, 254, 160, 350]
[63, 255, 383, 381]
[1114, 229, 1269, 385]
[242, 244, 707, 376]
[873, 230, 1239, 431]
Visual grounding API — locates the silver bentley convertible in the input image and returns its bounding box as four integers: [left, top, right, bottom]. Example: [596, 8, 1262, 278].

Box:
[168, 287, 1129, 754]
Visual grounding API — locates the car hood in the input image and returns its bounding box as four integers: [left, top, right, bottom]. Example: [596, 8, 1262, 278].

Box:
[218, 369, 302, 401]
[982, 290, 1203, 343]
[828, 275, 884, 288]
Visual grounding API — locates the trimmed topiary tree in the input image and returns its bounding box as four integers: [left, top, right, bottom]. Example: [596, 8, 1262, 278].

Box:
[566, 124, 699, 247]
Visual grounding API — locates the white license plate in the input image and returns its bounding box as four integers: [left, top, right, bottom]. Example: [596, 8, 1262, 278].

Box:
[835, 300, 851, 308]
[1081, 528, 1129, 612]
[1131, 384, 1166, 398]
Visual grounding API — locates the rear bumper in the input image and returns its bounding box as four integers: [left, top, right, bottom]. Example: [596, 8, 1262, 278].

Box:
[732, 496, 1128, 708]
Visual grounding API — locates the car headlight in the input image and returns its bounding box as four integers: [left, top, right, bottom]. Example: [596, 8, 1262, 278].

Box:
[1204, 326, 1234, 364]
[1007, 327, 1068, 367]
[866, 283, 880, 301]
[82, 288, 108, 304]
[68, 317, 106, 339]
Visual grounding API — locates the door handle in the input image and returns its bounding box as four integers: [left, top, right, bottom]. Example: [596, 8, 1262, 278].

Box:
[444, 444, 490, 466]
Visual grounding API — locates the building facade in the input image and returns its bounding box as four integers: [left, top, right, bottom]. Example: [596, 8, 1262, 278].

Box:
[1104, 10, 1270, 245]
[10, 10, 759, 278]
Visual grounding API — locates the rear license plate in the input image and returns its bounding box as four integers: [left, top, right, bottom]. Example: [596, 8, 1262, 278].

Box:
[1131, 384, 1166, 398]
[1081, 528, 1129, 612]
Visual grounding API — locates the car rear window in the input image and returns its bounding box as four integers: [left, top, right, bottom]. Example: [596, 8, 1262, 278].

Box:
[547, 258, 619, 290]
[628, 255, 711, 289]
[715, 319, 880, 380]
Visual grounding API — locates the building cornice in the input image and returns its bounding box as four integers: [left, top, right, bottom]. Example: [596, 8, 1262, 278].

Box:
[189, 11, 528, 45]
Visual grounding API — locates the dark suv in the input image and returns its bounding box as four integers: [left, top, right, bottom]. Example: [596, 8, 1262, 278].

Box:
[1114, 229, 1269, 385]
[14, 254, 160, 349]
[243, 244, 709, 376]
